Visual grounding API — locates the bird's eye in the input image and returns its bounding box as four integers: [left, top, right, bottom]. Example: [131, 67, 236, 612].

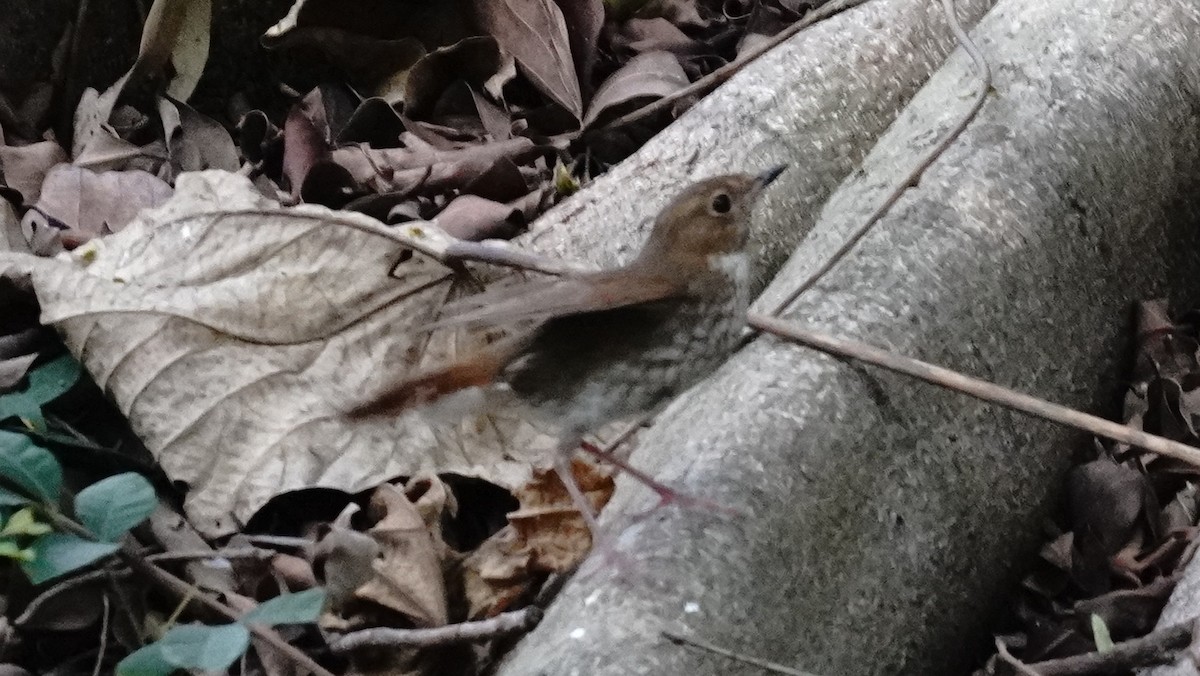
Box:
[710, 192, 732, 214]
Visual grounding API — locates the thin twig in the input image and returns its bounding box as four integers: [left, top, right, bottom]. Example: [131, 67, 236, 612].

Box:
[1024, 620, 1193, 675]
[995, 637, 1042, 676]
[327, 608, 544, 653]
[145, 547, 272, 563]
[601, 0, 874, 131]
[661, 630, 824, 676]
[747, 313, 1200, 469]
[767, 0, 992, 317]
[46, 514, 336, 676]
[91, 593, 109, 676]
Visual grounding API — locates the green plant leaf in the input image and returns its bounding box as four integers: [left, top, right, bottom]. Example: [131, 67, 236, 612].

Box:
[0, 507, 52, 537]
[158, 623, 251, 670]
[0, 431, 62, 502]
[0, 539, 34, 562]
[0, 355, 82, 429]
[75, 472, 157, 541]
[20, 533, 118, 584]
[116, 642, 176, 676]
[243, 588, 327, 626]
[1091, 613, 1114, 653]
[23, 355, 82, 404]
[0, 486, 30, 507]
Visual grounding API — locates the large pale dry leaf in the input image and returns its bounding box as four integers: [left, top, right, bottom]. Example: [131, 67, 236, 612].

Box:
[583, 50, 688, 128]
[0, 170, 550, 536]
[472, 0, 583, 120]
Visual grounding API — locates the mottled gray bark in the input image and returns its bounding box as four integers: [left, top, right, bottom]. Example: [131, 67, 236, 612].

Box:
[497, 0, 1200, 674]
[525, 0, 996, 291]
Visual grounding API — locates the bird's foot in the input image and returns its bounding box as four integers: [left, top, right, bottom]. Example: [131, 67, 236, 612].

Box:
[577, 441, 746, 521]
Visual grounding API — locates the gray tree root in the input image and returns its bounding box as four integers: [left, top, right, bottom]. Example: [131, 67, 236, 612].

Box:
[496, 0, 1200, 674]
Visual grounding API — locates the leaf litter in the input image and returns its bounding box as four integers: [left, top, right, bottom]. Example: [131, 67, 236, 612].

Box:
[0, 0, 815, 673]
[976, 300, 1200, 673]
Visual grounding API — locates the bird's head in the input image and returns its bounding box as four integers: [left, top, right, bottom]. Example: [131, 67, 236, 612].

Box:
[638, 165, 786, 268]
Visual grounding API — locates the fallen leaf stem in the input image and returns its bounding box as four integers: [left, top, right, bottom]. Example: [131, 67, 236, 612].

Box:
[747, 313, 1200, 468]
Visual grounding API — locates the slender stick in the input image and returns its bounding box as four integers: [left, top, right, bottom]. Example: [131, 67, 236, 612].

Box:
[328, 608, 543, 653]
[47, 514, 336, 676]
[662, 631, 825, 676]
[747, 312, 1200, 468]
[1025, 620, 1193, 675]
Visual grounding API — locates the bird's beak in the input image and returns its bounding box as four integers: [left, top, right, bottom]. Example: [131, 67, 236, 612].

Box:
[755, 164, 788, 188]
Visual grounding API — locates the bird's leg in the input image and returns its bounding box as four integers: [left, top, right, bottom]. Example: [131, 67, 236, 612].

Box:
[578, 440, 742, 517]
[552, 450, 603, 543]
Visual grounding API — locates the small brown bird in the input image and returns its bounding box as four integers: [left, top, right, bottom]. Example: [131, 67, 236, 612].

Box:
[348, 166, 785, 537]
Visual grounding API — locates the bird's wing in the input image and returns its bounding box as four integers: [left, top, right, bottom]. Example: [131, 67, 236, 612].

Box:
[426, 269, 686, 329]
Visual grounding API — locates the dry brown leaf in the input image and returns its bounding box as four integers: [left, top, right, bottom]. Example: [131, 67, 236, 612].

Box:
[71, 76, 170, 174]
[583, 50, 689, 128]
[30, 164, 173, 239]
[436, 194, 524, 242]
[405, 37, 515, 120]
[0, 141, 69, 206]
[131, 0, 213, 101]
[461, 525, 534, 619]
[355, 485, 449, 627]
[1068, 457, 1151, 594]
[158, 98, 239, 174]
[472, 0, 583, 120]
[553, 0, 604, 96]
[508, 456, 614, 572]
[0, 170, 549, 537]
[330, 137, 540, 197]
[611, 17, 698, 58]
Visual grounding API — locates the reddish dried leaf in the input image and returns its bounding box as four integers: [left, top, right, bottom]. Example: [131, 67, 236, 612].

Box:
[330, 137, 539, 197]
[553, 0, 604, 96]
[282, 91, 332, 197]
[436, 194, 524, 242]
[1068, 458, 1150, 594]
[461, 526, 533, 619]
[0, 141, 69, 206]
[611, 18, 698, 57]
[406, 37, 514, 120]
[472, 0, 583, 120]
[507, 457, 614, 572]
[31, 164, 173, 238]
[158, 97, 239, 175]
[584, 50, 688, 127]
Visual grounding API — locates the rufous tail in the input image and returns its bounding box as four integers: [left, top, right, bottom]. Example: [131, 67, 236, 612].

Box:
[344, 343, 517, 419]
